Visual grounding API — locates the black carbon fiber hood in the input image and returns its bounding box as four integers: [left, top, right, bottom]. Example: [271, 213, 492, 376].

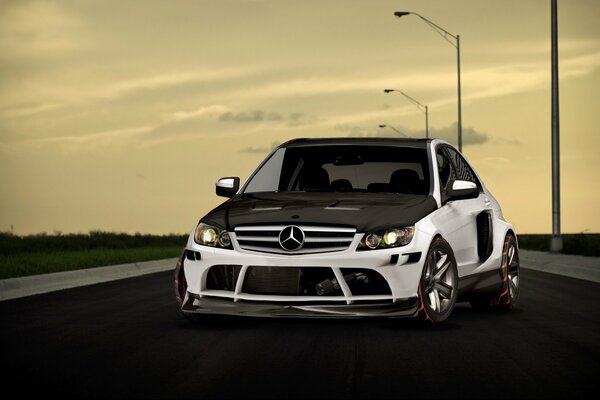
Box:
[201, 192, 438, 233]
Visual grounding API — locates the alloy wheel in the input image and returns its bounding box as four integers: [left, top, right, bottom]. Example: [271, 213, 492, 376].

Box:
[422, 247, 456, 314]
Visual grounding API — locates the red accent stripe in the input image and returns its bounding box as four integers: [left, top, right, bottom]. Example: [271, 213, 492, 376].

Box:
[417, 286, 433, 322]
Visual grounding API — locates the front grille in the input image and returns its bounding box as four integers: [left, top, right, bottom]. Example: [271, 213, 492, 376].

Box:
[243, 266, 302, 295]
[242, 266, 343, 296]
[234, 225, 356, 254]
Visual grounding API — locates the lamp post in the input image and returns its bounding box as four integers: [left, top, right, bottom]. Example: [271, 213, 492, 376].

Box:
[550, 0, 562, 252]
[378, 124, 408, 137]
[384, 89, 429, 138]
[394, 11, 462, 152]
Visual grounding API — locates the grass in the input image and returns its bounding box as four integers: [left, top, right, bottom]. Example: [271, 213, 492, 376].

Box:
[1, 231, 598, 279]
[0, 246, 183, 279]
[0, 231, 187, 254]
[0, 231, 187, 279]
[517, 233, 600, 257]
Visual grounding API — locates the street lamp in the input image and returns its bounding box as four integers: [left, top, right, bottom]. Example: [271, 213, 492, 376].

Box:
[378, 124, 408, 137]
[394, 11, 462, 152]
[550, 0, 562, 252]
[384, 89, 429, 138]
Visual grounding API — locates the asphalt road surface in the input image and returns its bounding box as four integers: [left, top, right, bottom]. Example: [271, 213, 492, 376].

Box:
[1, 268, 599, 399]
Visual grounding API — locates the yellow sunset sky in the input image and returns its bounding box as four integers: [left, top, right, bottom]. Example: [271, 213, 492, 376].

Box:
[1, 0, 599, 235]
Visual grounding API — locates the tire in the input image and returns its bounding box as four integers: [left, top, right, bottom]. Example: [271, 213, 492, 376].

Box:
[174, 251, 203, 323]
[470, 233, 520, 310]
[417, 237, 459, 323]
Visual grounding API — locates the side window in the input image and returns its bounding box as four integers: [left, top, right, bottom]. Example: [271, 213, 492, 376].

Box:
[436, 148, 455, 191]
[445, 147, 481, 189]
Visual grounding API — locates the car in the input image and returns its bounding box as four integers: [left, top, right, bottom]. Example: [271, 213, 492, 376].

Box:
[174, 137, 520, 323]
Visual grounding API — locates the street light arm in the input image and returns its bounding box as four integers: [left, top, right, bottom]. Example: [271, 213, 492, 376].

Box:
[397, 90, 427, 111]
[378, 124, 409, 137]
[382, 89, 429, 139]
[395, 11, 458, 48]
[384, 89, 427, 112]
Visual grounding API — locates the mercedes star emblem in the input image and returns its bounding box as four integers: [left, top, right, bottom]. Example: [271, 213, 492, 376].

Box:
[278, 225, 305, 251]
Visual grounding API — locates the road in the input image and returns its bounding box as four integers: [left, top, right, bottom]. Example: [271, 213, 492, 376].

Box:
[1, 268, 599, 399]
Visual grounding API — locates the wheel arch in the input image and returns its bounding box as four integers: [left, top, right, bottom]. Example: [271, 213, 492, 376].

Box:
[506, 228, 518, 248]
[431, 233, 444, 242]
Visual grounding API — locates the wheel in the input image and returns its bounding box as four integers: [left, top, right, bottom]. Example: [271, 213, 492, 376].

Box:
[417, 237, 459, 323]
[470, 233, 520, 310]
[174, 252, 203, 323]
[496, 233, 520, 309]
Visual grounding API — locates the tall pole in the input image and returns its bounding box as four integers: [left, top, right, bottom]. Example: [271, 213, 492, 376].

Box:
[425, 105, 429, 139]
[457, 35, 462, 152]
[550, 0, 562, 252]
[393, 12, 461, 150]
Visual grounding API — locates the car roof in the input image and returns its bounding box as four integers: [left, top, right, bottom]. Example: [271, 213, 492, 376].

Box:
[279, 137, 431, 149]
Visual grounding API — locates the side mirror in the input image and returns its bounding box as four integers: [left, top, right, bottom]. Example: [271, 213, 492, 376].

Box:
[446, 179, 479, 201]
[216, 177, 240, 198]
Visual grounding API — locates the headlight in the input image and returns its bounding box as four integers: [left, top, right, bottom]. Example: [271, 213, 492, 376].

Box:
[364, 233, 382, 249]
[194, 222, 232, 249]
[358, 226, 414, 250]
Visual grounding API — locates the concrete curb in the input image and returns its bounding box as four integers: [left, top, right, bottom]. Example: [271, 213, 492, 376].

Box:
[520, 249, 600, 283]
[0, 257, 177, 301]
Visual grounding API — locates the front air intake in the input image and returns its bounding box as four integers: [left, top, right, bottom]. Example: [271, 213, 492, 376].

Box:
[206, 265, 242, 291]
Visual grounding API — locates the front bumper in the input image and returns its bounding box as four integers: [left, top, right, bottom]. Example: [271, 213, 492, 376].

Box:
[182, 294, 419, 318]
[181, 228, 431, 317]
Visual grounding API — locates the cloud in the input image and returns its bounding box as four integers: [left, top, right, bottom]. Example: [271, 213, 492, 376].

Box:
[144, 108, 317, 142]
[0, 68, 261, 119]
[335, 124, 411, 138]
[23, 125, 153, 148]
[476, 157, 511, 165]
[163, 104, 230, 122]
[334, 124, 398, 138]
[430, 123, 489, 146]
[494, 138, 520, 145]
[335, 122, 489, 146]
[0, 103, 62, 118]
[102, 71, 250, 101]
[219, 110, 316, 126]
[0, 1, 85, 56]
[219, 110, 283, 123]
[239, 141, 280, 154]
[221, 51, 600, 113]
[287, 112, 319, 127]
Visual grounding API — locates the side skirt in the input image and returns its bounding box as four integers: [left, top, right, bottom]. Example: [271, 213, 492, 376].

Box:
[457, 268, 502, 301]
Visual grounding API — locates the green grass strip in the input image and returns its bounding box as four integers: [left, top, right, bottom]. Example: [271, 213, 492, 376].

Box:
[517, 234, 600, 257]
[0, 246, 182, 279]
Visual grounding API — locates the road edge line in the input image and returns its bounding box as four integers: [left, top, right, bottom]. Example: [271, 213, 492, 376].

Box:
[0, 257, 177, 301]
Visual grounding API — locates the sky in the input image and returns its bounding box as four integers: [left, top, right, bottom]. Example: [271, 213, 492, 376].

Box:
[1, 0, 599, 235]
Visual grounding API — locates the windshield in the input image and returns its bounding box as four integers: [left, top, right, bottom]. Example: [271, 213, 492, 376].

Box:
[243, 145, 431, 195]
